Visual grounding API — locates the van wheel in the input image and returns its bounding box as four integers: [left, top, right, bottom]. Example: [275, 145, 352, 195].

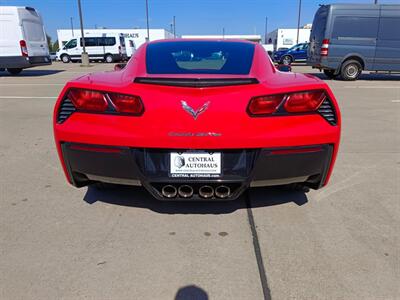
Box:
[105, 54, 114, 63]
[281, 55, 292, 65]
[340, 60, 362, 81]
[7, 68, 22, 75]
[323, 69, 337, 79]
[61, 55, 70, 63]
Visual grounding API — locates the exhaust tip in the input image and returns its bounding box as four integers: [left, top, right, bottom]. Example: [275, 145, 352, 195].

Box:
[161, 185, 177, 198]
[178, 185, 194, 198]
[215, 185, 231, 199]
[199, 185, 214, 199]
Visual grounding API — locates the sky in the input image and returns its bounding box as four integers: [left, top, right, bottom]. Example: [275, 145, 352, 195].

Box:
[1, 0, 398, 42]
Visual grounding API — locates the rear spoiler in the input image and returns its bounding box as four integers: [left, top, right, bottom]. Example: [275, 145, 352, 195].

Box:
[133, 77, 259, 88]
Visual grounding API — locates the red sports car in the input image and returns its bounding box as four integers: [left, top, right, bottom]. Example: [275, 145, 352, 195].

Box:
[53, 39, 340, 200]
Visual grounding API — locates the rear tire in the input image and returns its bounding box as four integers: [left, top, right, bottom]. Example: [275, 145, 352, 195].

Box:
[323, 69, 337, 79]
[281, 55, 292, 65]
[105, 54, 114, 63]
[340, 59, 362, 81]
[61, 54, 71, 63]
[7, 68, 22, 75]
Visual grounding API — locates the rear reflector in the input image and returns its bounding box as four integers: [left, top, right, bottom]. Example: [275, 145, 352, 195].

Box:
[247, 94, 285, 115]
[108, 93, 144, 114]
[270, 146, 323, 155]
[69, 144, 123, 153]
[284, 90, 326, 113]
[20, 40, 28, 57]
[68, 89, 108, 112]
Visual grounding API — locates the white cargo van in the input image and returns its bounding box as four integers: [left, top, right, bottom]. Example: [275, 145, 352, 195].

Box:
[0, 6, 51, 75]
[56, 33, 127, 63]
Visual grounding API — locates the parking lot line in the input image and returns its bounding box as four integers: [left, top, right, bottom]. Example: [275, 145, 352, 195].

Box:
[0, 83, 64, 86]
[0, 96, 57, 99]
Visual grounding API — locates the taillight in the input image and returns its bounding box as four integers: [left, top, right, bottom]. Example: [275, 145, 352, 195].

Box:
[321, 39, 329, 56]
[68, 89, 108, 112]
[108, 93, 144, 114]
[247, 94, 285, 115]
[20, 40, 28, 57]
[247, 90, 327, 116]
[284, 90, 326, 113]
[66, 88, 144, 115]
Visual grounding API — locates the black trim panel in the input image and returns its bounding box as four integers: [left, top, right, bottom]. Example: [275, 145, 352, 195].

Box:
[134, 77, 259, 87]
[61, 143, 334, 200]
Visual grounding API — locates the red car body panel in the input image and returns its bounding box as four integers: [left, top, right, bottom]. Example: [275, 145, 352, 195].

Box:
[53, 39, 341, 199]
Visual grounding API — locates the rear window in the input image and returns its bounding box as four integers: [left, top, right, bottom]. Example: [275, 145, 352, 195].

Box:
[146, 41, 255, 74]
[310, 6, 328, 40]
[23, 21, 45, 41]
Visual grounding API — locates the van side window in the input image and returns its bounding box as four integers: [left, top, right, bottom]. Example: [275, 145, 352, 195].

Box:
[332, 17, 379, 39]
[65, 39, 77, 49]
[99, 37, 116, 46]
[80, 37, 97, 47]
[378, 18, 400, 41]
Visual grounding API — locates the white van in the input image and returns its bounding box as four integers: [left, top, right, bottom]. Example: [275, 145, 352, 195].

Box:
[57, 33, 127, 63]
[0, 6, 51, 75]
[126, 39, 136, 58]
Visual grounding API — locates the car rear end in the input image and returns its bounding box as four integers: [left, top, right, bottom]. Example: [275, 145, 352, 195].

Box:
[17, 7, 51, 68]
[54, 40, 340, 201]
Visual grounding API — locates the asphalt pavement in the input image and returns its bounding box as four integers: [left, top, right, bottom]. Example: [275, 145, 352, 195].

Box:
[0, 63, 399, 300]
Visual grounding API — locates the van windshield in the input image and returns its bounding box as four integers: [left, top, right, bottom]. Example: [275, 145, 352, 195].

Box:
[146, 41, 255, 74]
[65, 39, 77, 49]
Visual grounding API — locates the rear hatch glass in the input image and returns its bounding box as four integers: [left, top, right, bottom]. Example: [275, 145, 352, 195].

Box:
[146, 41, 255, 75]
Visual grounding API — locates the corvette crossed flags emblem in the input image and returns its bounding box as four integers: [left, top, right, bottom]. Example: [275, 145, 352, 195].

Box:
[181, 100, 210, 120]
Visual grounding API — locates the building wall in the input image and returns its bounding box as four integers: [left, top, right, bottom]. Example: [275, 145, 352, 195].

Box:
[266, 28, 311, 50]
[57, 28, 173, 50]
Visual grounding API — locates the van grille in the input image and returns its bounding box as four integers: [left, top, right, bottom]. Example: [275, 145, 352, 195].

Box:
[57, 98, 76, 123]
[318, 98, 337, 125]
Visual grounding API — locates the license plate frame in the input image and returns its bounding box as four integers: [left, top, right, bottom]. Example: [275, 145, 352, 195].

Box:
[169, 151, 222, 178]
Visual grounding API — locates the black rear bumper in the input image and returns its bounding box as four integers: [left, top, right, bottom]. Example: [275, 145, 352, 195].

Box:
[0, 56, 51, 69]
[61, 143, 333, 200]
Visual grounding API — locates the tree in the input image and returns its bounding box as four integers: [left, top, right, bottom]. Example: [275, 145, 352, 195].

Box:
[46, 34, 53, 51]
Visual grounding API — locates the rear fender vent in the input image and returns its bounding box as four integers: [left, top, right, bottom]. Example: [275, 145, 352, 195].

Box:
[57, 98, 76, 123]
[318, 98, 337, 125]
[134, 77, 259, 87]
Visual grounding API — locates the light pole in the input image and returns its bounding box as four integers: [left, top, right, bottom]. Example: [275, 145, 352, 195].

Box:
[296, 0, 302, 44]
[77, 0, 89, 66]
[145, 0, 150, 42]
[264, 16, 268, 44]
[173, 15, 176, 38]
[222, 27, 225, 39]
[70, 17, 74, 36]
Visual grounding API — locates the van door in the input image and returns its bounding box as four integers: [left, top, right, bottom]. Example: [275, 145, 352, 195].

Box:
[308, 5, 329, 64]
[374, 7, 400, 71]
[64, 38, 80, 60]
[21, 19, 48, 57]
[330, 15, 379, 70]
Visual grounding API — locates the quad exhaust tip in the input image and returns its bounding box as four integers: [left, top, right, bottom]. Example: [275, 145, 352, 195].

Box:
[215, 185, 231, 199]
[199, 185, 214, 199]
[161, 185, 177, 198]
[178, 185, 194, 198]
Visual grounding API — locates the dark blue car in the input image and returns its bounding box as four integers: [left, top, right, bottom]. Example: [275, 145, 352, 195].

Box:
[273, 43, 309, 65]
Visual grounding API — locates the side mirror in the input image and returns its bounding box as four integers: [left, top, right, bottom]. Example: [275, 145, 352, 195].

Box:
[114, 63, 127, 71]
[276, 64, 292, 72]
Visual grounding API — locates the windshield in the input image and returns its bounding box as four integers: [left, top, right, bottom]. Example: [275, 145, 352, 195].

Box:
[146, 41, 255, 75]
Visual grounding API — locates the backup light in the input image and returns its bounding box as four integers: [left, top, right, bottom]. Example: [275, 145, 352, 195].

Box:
[284, 90, 326, 113]
[108, 93, 144, 114]
[247, 94, 285, 115]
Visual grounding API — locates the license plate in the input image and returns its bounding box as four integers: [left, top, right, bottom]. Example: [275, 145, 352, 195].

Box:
[170, 152, 221, 178]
